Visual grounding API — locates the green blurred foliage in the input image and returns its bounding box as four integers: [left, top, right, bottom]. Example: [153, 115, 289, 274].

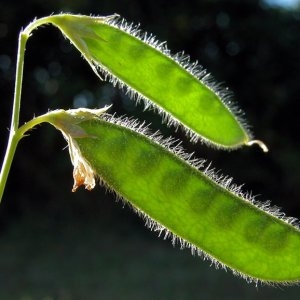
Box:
[0, 0, 300, 298]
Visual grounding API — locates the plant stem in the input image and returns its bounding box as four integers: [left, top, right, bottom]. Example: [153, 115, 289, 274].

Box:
[0, 31, 28, 202]
[0, 16, 59, 202]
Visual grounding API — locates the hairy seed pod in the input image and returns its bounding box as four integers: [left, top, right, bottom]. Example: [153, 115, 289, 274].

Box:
[45, 108, 300, 284]
[39, 13, 267, 150]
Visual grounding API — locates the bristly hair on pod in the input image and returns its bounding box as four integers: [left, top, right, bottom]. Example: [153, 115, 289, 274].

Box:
[93, 113, 299, 286]
[88, 15, 254, 148]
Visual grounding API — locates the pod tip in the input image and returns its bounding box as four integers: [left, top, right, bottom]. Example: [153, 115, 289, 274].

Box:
[246, 140, 269, 153]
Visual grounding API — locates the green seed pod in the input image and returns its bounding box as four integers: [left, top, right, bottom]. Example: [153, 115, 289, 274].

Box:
[40, 13, 266, 150]
[45, 109, 300, 284]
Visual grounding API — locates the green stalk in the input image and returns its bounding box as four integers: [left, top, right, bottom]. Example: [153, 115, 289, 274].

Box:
[0, 16, 58, 202]
[0, 31, 28, 202]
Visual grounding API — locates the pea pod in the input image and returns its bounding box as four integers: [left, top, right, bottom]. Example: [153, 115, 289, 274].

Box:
[25, 13, 266, 149]
[44, 109, 300, 284]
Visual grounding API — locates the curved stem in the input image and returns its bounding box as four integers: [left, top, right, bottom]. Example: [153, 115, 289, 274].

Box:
[0, 31, 28, 202]
[0, 16, 61, 202]
[0, 113, 61, 202]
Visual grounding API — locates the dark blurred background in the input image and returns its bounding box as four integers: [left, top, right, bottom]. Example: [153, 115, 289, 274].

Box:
[1, 0, 300, 299]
